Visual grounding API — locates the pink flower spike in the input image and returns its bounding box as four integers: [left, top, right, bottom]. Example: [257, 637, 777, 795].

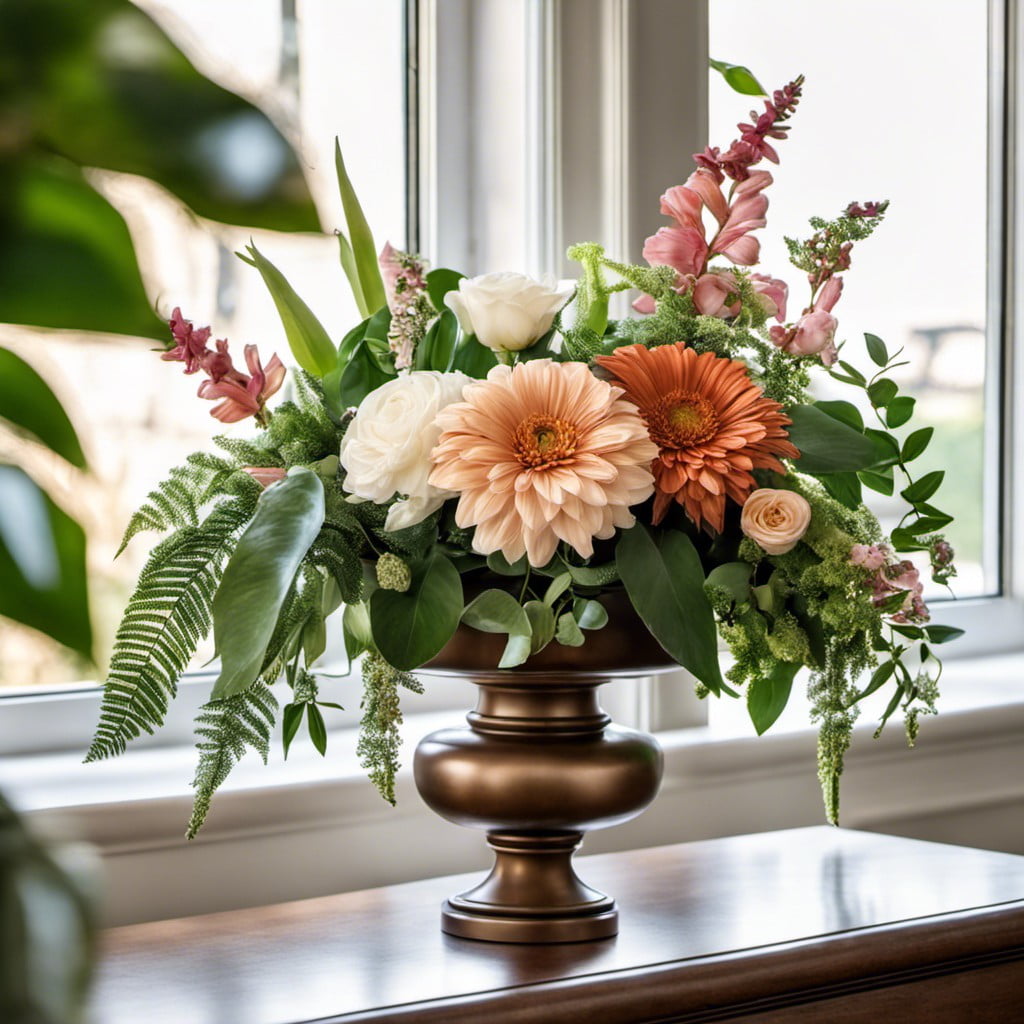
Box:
[197, 378, 262, 423]
[642, 225, 708, 280]
[682, 171, 730, 227]
[691, 271, 741, 319]
[751, 274, 789, 322]
[816, 276, 844, 313]
[163, 307, 212, 374]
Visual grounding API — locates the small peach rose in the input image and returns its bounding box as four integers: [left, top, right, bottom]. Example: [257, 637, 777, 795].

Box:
[740, 488, 812, 555]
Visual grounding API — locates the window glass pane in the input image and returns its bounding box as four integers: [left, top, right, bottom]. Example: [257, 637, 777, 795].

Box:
[0, 1, 406, 689]
[709, 0, 993, 599]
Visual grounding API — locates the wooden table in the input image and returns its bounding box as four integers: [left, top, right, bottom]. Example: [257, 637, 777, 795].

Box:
[92, 827, 1024, 1023]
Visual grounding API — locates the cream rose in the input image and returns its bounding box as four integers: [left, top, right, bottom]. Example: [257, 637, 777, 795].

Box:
[340, 371, 470, 531]
[444, 272, 572, 353]
[740, 488, 812, 555]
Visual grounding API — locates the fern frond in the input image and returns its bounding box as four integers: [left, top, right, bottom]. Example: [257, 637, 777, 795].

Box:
[86, 498, 257, 762]
[307, 532, 363, 604]
[186, 682, 278, 839]
[214, 435, 285, 467]
[117, 452, 239, 555]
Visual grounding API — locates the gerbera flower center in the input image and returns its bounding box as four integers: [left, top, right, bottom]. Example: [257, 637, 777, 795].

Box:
[512, 414, 579, 468]
[651, 390, 720, 448]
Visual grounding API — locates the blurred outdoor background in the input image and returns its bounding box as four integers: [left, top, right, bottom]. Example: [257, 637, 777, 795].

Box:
[1, 0, 992, 690]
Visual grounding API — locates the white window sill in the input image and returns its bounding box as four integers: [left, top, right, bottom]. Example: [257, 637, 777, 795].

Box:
[3, 653, 1022, 926]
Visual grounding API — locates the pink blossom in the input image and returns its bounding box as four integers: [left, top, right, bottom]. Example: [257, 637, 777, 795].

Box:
[850, 543, 888, 571]
[750, 273, 788, 322]
[816, 276, 844, 313]
[162, 308, 211, 374]
[632, 292, 657, 315]
[846, 201, 884, 218]
[197, 345, 286, 425]
[690, 271, 742, 318]
[775, 309, 838, 365]
[642, 224, 707, 280]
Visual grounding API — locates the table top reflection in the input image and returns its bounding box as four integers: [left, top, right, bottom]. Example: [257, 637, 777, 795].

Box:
[93, 827, 1024, 1024]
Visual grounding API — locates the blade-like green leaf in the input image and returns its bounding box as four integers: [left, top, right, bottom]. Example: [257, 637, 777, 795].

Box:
[0, 348, 86, 467]
[616, 525, 725, 694]
[335, 139, 387, 316]
[211, 469, 325, 698]
[0, 466, 91, 659]
[307, 704, 328, 756]
[901, 427, 934, 463]
[239, 243, 336, 378]
[787, 404, 879, 474]
[370, 551, 463, 671]
[337, 230, 369, 318]
[413, 310, 459, 372]
[813, 400, 863, 432]
[901, 470, 945, 504]
[923, 624, 965, 645]
[748, 661, 799, 735]
[709, 58, 766, 96]
[864, 333, 889, 367]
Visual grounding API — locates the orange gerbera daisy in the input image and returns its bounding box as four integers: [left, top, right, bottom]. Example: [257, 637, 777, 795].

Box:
[429, 360, 657, 567]
[596, 342, 798, 532]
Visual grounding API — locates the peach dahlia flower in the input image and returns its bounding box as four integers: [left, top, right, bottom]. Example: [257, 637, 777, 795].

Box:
[429, 360, 657, 567]
[597, 343, 798, 533]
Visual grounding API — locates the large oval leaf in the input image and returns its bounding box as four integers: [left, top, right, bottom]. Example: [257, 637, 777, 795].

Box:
[747, 661, 800, 735]
[616, 525, 725, 694]
[370, 551, 462, 671]
[0, 348, 86, 468]
[786, 404, 879, 474]
[211, 469, 325, 698]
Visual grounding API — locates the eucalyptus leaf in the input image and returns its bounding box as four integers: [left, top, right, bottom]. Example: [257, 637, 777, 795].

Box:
[555, 611, 585, 647]
[239, 244, 336, 378]
[786, 404, 878, 474]
[486, 551, 529, 577]
[370, 551, 463, 671]
[543, 573, 573, 606]
[616, 525, 725, 694]
[461, 589, 532, 635]
[500, 634, 534, 669]
[211, 469, 325, 699]
[747, 661, 799, 735]
[572, 598, 608, 630]
[524, 600, 555, 654]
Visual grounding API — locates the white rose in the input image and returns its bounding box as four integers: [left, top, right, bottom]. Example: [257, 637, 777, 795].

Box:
[444, 272, 572, 353]
[740, 489, 812, 555]
[340, 371, 470, 531]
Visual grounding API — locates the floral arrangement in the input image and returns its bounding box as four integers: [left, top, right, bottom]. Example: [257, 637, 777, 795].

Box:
[87, 79, 961, 837]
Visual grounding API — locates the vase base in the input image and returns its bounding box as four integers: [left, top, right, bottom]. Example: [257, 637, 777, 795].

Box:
[440, 899, 618, 944]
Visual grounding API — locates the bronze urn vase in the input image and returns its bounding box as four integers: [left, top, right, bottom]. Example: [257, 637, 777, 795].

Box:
[414, 593, 676, 944]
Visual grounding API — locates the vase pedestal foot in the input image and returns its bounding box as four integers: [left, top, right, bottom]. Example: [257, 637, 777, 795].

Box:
[441, 831, 618, 944]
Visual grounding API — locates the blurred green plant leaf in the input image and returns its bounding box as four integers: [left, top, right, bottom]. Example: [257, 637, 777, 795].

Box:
[709, 58, 766, 96]
[335, 139, 386, 316]
[0, 465, 92, 659]
[0, 347, 86, 467]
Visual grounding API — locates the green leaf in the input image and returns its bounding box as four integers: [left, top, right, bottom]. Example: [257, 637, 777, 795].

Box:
[704, 561, 752, 605]
[337, 338, 395, 409]
[0, 465, 91, 659]
[890, 527, 931, 553]
[573, 598, 608, 630]
[709, 57, 766, 96]
[837, 360, 867, 384]
[786, 405, 878, 474]
[867, 378, 898, 407]
[499, 634, 534, 668]
[282, 702, 304, 759]
[865, 428, 901, 467]
[426, 269, 465, 312]
[555, 611, 585, 647]
[414, 310, 459, 372]
[906, 513, 954, 534]
[924, 625, 965, 644]
[859, 470, 895, 496]
[0, 348, 87, 467]
[451, 335, 499, 378]
[0, 157, 164, 338]
[886, 396, 916, 428]
[566, 562, 620, 586]
[813, 400, 863, 432]
[748, 661, 799, 735]
[851, 660, 896, 705]
[211, 469, 325, 698]
[820, 471, 862, 509]
[902, 427, 934, 463]
[616, 525, 725, 694]
[307, 704, 328, 756]
[462, 588, 532, 635]
[370, 551, 463, 670]
[486, 551, 529, 577]
[901, 470, 944, 504]
[343, 602, 373, 660]
[543, 573, 573, 606]
[336, 230, 368, 318]
[239, 243, 336, 378]
[874, 684, 906, 737]
[335, 139, 387, 316]
[864, 333, 889, 367]
[524, 600, 555, 654]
